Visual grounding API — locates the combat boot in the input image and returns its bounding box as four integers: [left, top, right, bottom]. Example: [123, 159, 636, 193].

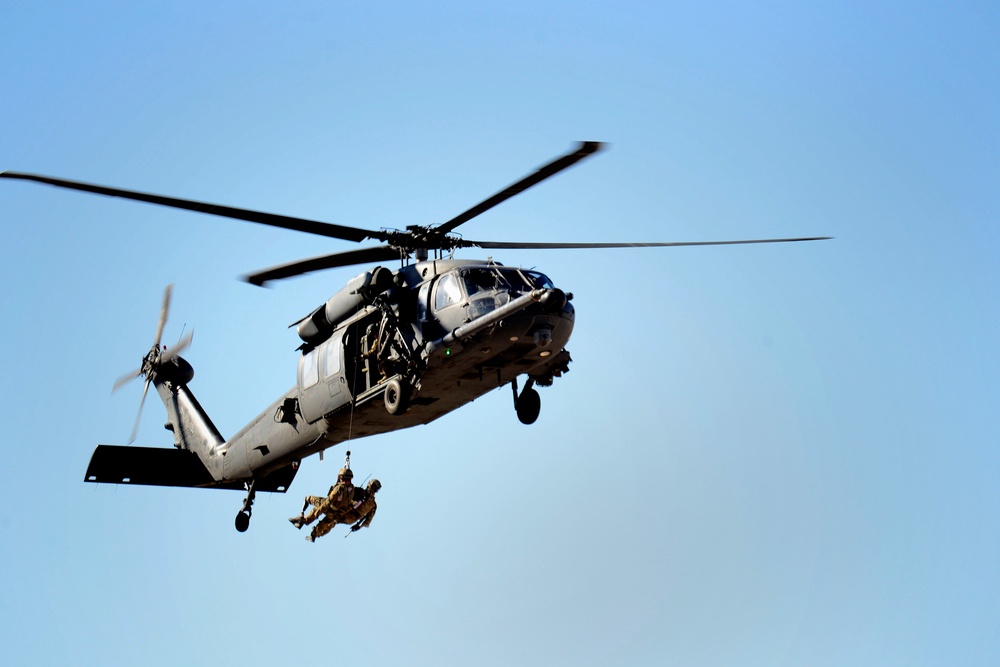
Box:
[305, 533, 315, 543]
[289, 515, 304, 529]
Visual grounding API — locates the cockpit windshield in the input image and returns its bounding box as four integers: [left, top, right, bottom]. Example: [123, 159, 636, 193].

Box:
[461, 268, 553, 297]
[525, 270, 554, 290]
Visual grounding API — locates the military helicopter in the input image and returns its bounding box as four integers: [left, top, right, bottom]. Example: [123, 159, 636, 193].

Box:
[1, 142, 829, 532]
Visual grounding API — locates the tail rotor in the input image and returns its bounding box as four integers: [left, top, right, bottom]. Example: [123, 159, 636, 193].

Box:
[113, 284, 193, 443]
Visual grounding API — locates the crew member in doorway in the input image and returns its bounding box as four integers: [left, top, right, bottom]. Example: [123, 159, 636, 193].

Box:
[360, 323, 381, 390]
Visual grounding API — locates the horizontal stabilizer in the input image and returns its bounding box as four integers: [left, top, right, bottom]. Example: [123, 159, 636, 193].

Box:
[84, 445, 297, 492]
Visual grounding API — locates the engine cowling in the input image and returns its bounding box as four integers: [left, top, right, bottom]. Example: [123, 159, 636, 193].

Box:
[296, 266, 394, 345]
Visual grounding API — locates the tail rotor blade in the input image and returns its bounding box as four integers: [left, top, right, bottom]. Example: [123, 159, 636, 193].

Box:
[113, 367, 142, 393]
[153, 284, 173, 349]
[159, 330, 193, 363]
[129, 377, 152, 444]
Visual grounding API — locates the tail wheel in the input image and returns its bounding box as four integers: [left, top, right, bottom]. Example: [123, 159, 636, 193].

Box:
[384, 378, 410, 415]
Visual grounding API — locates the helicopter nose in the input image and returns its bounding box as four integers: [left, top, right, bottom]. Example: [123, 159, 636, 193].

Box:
[539, 288, 567, 313]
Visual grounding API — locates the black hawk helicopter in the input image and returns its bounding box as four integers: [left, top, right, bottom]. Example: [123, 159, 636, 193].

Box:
[1, 142, 829, 531]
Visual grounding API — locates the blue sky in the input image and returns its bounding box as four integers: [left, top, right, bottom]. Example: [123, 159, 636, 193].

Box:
[2, 2, 998, 665]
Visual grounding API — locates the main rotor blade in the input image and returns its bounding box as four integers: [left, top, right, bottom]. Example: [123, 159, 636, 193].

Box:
[243, 245, 403, 286]
[471, 236, 833, 250]
[154, 284, 173, 350]
[0, 171, 377, 243]
[435, 141, 604, 236]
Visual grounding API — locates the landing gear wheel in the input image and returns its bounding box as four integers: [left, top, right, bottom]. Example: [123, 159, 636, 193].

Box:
[235, 511, 251, 533]
[384, 378, 410, 415]
[516, 386, 541, 425]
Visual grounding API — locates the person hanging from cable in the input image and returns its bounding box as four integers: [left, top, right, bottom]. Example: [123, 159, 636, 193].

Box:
[343, 478, 381, 535]
[289, 451, 355, 536]
[289, 451, 383, 542]
[303, 477, 381, 542]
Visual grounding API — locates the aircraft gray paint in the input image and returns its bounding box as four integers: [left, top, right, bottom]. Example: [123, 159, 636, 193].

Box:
[1, 143, 829, 531]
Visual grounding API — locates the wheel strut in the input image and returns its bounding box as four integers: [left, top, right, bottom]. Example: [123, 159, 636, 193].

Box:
[235, 480, 257, 532]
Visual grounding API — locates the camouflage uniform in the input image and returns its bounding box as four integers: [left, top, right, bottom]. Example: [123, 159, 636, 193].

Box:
[290, 467, 354, 536]
[344, 479, 380, 531]
[360, 323, 380, 390]
[307, 511, 343, 541]
[308, 478, 381, 540]
[300, 484, 351, 524]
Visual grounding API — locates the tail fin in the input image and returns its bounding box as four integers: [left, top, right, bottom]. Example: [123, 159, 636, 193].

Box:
[84, 444, 298, 491]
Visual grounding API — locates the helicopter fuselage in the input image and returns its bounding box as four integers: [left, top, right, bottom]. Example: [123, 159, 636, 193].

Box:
[139, 258, 574, 491]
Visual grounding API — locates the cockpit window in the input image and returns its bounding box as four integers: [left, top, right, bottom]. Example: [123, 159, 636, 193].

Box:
[523, 270, 554, 290]
[434, 273, 463, 310]
[463, 269, 499, 296]
[461, 268, 553, 296]
[417, 282, 431, 321]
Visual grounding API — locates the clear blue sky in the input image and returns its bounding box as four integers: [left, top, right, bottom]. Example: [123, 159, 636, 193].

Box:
[2, 2, 998, 665]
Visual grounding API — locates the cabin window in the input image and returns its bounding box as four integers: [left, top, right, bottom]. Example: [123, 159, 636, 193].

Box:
[299, 349, 320, 388]
[323, 334, 342, 378]
[434, 273, 463, 310]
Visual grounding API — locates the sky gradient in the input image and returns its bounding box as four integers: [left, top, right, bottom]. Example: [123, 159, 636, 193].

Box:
[2, 3, 998, 665]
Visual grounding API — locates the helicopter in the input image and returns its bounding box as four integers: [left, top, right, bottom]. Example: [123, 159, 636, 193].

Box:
[1, 142, 829, 532]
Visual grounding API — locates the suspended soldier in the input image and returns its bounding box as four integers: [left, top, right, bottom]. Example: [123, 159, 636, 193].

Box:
[345, 478, 381, 533]
[289, 453, 355, 533]
[305, 478, 382, 542]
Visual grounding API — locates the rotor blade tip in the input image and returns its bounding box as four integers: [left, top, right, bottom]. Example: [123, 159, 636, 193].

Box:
[577, 141, 605, 154]
[242, 274, 271, 288]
